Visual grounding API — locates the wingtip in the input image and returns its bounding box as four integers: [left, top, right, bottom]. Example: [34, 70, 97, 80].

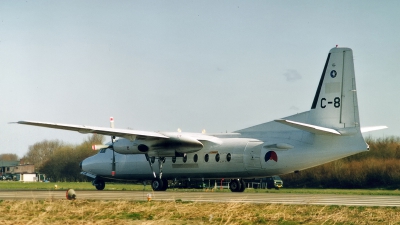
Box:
[10, 121, 37, 125]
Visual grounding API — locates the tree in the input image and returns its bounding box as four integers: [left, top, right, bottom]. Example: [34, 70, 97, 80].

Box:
[0, 154, 19, 161]
[23, 140, 63, 171]
[39, 134, 104, 181]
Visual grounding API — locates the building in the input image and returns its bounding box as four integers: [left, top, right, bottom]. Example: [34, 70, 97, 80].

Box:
[0, 160, 19, 176]
[0, 160, 39, 181]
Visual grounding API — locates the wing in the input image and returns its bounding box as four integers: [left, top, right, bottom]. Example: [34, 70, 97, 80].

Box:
[15, 120, 168, 141]
[14, 120, 224, 156]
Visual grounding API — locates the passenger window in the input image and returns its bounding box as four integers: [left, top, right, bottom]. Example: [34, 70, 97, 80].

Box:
[193, 154, 198, 163]
[183, 155, 187, 163]
[204, 154, 209, 162]
[226, 153, 231, 162]
[172, 157, 176, 163]
[215, 153, 220, 162]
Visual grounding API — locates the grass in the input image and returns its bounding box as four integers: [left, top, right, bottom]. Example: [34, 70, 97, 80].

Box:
[0, 181, 153, 191]
[1, 182, 400, 224]
[1, 181, 400, 195]
[0, 199, 399, 224]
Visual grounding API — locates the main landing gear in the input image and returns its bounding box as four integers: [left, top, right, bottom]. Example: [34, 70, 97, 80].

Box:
[151, 177, 168, 191]
[229, 179, 246, 192]
[146, 155, 169, 191]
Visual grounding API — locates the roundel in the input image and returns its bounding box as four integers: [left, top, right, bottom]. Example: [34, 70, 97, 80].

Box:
[330, 70, 337, 78]
[265, 151, 278, 162]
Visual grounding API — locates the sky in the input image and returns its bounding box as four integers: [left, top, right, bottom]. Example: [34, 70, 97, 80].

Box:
[1, 1, 399, 158]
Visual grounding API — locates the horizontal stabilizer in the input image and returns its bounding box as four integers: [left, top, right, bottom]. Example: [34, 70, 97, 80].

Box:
[361, 126, 388, 133]
[275, 119, 341, 135]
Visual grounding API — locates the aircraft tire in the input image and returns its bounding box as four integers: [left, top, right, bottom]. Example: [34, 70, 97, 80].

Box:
[239, 179, 246, 192]
[94, 179, 105, 191]
[151, 178, 164, 191]
[161, 178, 168, 191]
[229, 179, 241, 192]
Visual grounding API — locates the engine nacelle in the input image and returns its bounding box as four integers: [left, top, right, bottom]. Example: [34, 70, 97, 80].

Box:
[111, 134, 204, 156]
[113, 139, 148, 154]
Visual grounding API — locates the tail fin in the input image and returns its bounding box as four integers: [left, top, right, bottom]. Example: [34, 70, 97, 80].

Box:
[309, 47, 359, 130]
[239, 47, 362, 136]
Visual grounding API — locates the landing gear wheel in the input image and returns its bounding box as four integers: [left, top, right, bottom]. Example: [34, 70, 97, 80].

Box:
[93, 179, 105, 191]
[239, 179, 246, 192]
[161, 178, 168, 191]
[229, 179, 241, 192]
[151, 178, 164, 191]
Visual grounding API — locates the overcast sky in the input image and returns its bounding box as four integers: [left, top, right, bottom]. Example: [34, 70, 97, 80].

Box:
[1, 1, 399, 157]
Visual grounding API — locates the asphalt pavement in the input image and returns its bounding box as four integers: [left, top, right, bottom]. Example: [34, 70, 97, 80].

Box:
[1, 190, 400, 207]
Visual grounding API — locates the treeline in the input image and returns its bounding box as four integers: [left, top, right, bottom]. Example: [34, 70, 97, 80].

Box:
[20, 135, 400, 188]
[0, 153, 19, 161]
[281, 136, 400, 189]
[22, 134, 103, 182]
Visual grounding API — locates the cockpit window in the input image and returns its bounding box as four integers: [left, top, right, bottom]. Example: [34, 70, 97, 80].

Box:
[99, 149, 107, 153]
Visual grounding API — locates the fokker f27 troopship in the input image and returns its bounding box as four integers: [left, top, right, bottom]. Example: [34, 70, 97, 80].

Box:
[15, 47, 386, 192]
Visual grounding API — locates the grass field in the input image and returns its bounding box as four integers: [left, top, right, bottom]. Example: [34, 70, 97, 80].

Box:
[1, 182, 400, 224]
[1, 181, 400, 196]
[0, 199, 399, 224]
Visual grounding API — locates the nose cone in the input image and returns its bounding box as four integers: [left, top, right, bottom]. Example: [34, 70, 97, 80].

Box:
[80, 156, 92, 172]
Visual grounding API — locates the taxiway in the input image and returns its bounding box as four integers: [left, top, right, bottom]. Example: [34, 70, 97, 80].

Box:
[0, 191, 399, 207]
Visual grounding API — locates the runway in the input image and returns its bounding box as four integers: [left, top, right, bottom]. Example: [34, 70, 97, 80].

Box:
[1, 190, 400, 207]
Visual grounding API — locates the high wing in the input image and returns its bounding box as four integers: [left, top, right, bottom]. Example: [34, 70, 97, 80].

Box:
[14, 120, 224, 156]
[16, 120, 168, 141]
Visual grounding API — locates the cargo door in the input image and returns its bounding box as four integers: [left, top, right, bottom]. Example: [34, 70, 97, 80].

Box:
[244, 141, 263, 170]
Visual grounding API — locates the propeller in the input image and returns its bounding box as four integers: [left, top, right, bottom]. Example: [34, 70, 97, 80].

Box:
[110, 117, 116, 176]
[90, 117, 116, 176]
[92, 144, 110, 150]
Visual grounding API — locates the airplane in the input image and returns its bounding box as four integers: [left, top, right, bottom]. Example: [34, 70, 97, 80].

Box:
[15, 47, 387, 192]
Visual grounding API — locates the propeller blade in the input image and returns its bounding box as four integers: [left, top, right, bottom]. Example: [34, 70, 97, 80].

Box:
[111, 151, 116, 176]
[110, 117, 116, 176]
[110, 117, 115, 128]
[92, 144, 110, 150]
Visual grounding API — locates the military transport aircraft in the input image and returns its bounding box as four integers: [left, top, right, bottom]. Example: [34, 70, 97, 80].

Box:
[15, 47, 386, 192]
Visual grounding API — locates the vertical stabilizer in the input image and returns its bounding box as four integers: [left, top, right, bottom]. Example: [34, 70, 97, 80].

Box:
[309, 47, 359, 130]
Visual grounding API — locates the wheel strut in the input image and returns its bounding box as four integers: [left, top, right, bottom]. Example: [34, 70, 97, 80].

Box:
[146, 155, 166, 179]
[145, 154, 156, 178]
[158, 157, 165, 179]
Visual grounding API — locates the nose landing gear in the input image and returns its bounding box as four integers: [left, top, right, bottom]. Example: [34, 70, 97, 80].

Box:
[92, 179, 105, 191]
